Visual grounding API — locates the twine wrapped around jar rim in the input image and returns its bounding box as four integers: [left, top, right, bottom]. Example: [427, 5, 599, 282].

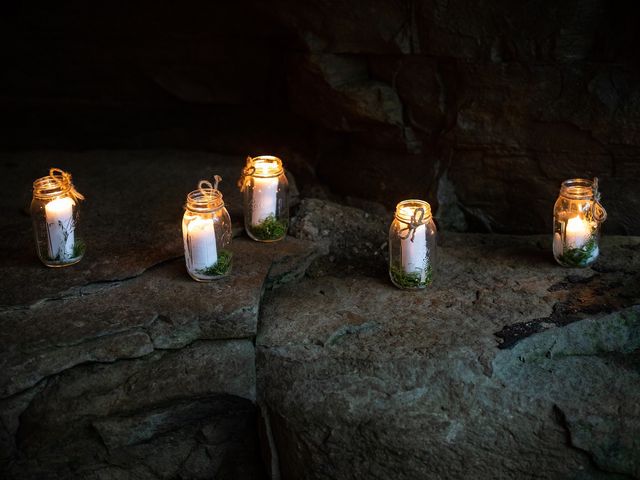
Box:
[560, 177, 607, 224]
[395, 200, 432, 243]
[34, 167, 85, 201]
[238, 155, 284, 191]
[238, 157, 255, 192]
[399, 208, 426, 242]
[187, 175, 223, 212]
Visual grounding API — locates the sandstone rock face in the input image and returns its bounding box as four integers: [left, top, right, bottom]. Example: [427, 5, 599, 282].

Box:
[258, 201, 640, 479]
[0, 152, 319, 479]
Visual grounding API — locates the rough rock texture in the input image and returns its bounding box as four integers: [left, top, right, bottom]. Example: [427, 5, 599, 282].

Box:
[0, 152, 318, 479]
[0, 150, 299, 306]
[259, 201, 640, 479]
[2, 151, 639, 478]
[275, 0, 640, 235]
[0, 238, 314, 399]
[290, 198, 387, 276]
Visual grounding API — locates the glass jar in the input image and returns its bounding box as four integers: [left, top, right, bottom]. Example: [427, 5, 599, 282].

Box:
[31, 168, 85, 267]
[553, 178, 607, 268]
[389, 199, 437, 289]
[238, 155, 289, 242]
[182, 176, 233, 281]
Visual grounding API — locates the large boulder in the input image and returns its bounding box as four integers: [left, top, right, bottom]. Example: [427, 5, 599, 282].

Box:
[259, 202, 640, 479]
[0, 151, 320, 479]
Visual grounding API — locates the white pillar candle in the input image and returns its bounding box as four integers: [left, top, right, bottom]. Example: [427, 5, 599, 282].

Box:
[400, 207, 428, 277]
[45, 196, 75, 260]
[565, 216, 590, 249]
[251, 176, 279, 225]
[185, 217, 218, 271]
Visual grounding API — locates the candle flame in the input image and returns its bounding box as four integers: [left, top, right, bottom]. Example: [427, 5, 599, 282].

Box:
[399, 206, 416, 217]
[566, 216, 588, 234]
[46, 196, 75, 212]
[254, 162, 280, 176]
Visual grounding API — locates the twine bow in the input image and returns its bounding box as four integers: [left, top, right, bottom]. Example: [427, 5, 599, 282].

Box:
[591, 177, 607, 223]
[399, 207, 426, 242]
[49, 168, 84, 202]
[237, 156, 255, 192]
[198, 175, 222, 209]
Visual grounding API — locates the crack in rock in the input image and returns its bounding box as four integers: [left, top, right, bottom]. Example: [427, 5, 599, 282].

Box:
[495, 271, 640, 349]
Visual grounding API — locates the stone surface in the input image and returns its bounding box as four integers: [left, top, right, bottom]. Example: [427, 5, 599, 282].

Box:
[259, 207, 640, 479]
[0, 151, 319, 479]
[3, 3, 640, 474]
[2, 162, 639, 478]
[6, 341, 261, 479]
[288, 54, 404, 132]
[0, 150, 301, 306]
[0, 237, 317, 399]
[0, 150, 238, 306]
[290, 198, 387, 276]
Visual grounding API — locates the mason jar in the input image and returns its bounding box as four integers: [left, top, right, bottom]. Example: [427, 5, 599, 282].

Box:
[238, 155, 289, 242]
[389, 199, 437, 289]
[31, 168, 85, 267]
[553, 178, 607, 268]
[182, 177, 233, 281]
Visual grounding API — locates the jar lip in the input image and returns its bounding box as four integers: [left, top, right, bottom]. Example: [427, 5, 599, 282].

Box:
[560, 178, 594, 199]
[33, 176, 71, 199]
[395, 199, 432, 223]
[185, 189, 224, 212]
[248, 155, 284, 177]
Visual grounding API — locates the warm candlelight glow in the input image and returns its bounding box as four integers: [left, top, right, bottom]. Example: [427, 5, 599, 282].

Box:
[241, 156, 289, 241]
[399, 206, 428, 276]
[45, 196, 75, 260]
[565, 215, 590, 249]
[253, 161, 280, 176]
[31, 167, 85, 267]
[184, 216, 218, 272]
[182, 177, 232, 281]
[553, 178, 606, 268]
[250, 158, 281, 226]
[398, 206, 415, 219]
[252, 175, 279, 226]
[389, 199, 435, 289]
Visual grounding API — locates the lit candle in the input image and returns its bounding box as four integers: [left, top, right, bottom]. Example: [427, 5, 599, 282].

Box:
[565, 216, 590, 249]
[251, 164, 279, 226]
[400, 206, 428, 277]
[184, 217, 218, 271]
[45, 196, 75, 260]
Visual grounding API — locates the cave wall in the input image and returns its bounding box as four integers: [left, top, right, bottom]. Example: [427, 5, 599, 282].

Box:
[277, 0, 640, 234]
[1, 0, 639, 234]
